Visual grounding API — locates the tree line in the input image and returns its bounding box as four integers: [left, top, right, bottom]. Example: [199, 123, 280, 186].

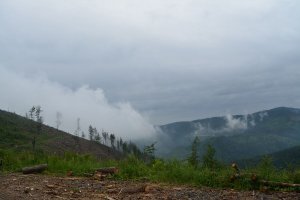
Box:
[25, 106, 154, 160]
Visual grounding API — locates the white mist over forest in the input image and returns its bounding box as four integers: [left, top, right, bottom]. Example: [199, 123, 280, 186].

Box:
[0, 67, 156, 140]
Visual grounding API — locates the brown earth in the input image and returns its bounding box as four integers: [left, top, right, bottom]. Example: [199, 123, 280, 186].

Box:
[0, 173, 299, 200]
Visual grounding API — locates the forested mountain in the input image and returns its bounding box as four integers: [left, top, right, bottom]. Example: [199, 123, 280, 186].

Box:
[238, 145, 300, 168]
[157, 107, 300, 164]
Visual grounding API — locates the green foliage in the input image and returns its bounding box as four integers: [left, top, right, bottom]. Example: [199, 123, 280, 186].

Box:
[143, 142, 156, 163]
[202, 144, 220, 169]
[143, 142, 156, 156]
[256, 156, 276, 180]
[292, 170, 300, 184]
[0, 149, 111, 175]
[117, 155, 149, 179]
[187, 136, 200, 168]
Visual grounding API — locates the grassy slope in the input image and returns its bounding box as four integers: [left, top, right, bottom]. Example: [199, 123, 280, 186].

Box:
[0, 109, 120, 160]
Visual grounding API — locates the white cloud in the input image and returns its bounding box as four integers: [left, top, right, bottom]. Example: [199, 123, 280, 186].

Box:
[0, 67, 155, 140]
[224, 115, 248, 130]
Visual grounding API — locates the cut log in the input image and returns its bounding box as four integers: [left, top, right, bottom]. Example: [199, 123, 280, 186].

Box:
[118, 185, 147, 195]
[95, 167, 118, 175]
[22, 164, 48, 174]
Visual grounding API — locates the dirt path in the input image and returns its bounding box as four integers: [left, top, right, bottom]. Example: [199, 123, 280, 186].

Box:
[0, 173, 299, 200]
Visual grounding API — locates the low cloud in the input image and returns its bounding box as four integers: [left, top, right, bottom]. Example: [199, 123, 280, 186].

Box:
[192, 113, 258, 139]
[258, 111, 268, 122]
[224, 115, 248, 130]
[0, 67, 155, 140]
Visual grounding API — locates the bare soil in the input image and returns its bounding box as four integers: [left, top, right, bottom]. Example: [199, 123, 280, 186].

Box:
[0, 173, 299, 200]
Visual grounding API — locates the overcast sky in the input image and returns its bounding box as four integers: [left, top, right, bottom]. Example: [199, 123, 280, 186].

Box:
[1, 0, 300, 138]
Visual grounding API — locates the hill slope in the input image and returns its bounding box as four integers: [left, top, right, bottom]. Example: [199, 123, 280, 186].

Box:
[0, 109, 120, 159]
[157, 107, 300, 163]
[238, 145, 300, 168]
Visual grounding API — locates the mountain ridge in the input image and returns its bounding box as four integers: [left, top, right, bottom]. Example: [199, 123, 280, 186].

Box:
[157, 107, 300, 163]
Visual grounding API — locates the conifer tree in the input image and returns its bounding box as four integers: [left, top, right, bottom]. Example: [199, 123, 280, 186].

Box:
[188, 136, 200, 168]
[88, 125, 94, 141]
[110, 133, 116, 148]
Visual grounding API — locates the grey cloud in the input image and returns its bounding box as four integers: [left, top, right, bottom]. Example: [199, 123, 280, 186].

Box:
[0, 0, 300, 126]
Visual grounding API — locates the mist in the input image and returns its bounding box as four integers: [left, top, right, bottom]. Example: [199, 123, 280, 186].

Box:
[224, 115, 248, 130]
[0, 67, 156, 140]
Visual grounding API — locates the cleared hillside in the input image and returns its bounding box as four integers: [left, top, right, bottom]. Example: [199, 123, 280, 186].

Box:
[0, 109, 121, 160]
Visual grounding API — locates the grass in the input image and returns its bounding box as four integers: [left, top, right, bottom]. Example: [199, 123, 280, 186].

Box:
[0, 148, 299, 191]
[0, 149, 115, 175]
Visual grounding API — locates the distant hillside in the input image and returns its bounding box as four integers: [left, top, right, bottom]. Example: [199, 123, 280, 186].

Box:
[0, 109, 120, 159]
[238, 145, 300, 169]
[157, 107, 300, 163]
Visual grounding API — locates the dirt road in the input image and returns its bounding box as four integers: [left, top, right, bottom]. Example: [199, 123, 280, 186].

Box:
[0, 173, 299, 200]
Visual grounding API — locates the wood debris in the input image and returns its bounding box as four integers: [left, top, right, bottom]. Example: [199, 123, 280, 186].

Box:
[230, 163, 300, 190]
[259, 180, 300, 188]
[22, 164, 48, 174]
[118, 184, 147, 195]
[95, 167, 119, 175]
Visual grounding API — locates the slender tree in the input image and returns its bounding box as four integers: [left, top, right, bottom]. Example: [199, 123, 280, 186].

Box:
[88, 125, 94, 141]
[202, 144, 218, 169]
[187, 136, 200, 168]
[94, 129, 101, 144]
[81, 131, 86, 139]
[116, 138, 120, 151]
[32, 136, 36, 151]
[55, 112, 62, 130]
[119, 137, 123, 147]
[35, 106, 43, 134]
[102, 130, 108, 145]
[35, 106, 42, 120]
[110, 133, 116, 149]
[29, 106, 35, 120]
[122, 141, 128, 153]
[74, 118, 81, 137]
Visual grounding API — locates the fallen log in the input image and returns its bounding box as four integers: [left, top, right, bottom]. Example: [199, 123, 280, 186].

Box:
[22, 164, 48, 174]
[95, 167, 118, 175]
[259, 180, 300, 188]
